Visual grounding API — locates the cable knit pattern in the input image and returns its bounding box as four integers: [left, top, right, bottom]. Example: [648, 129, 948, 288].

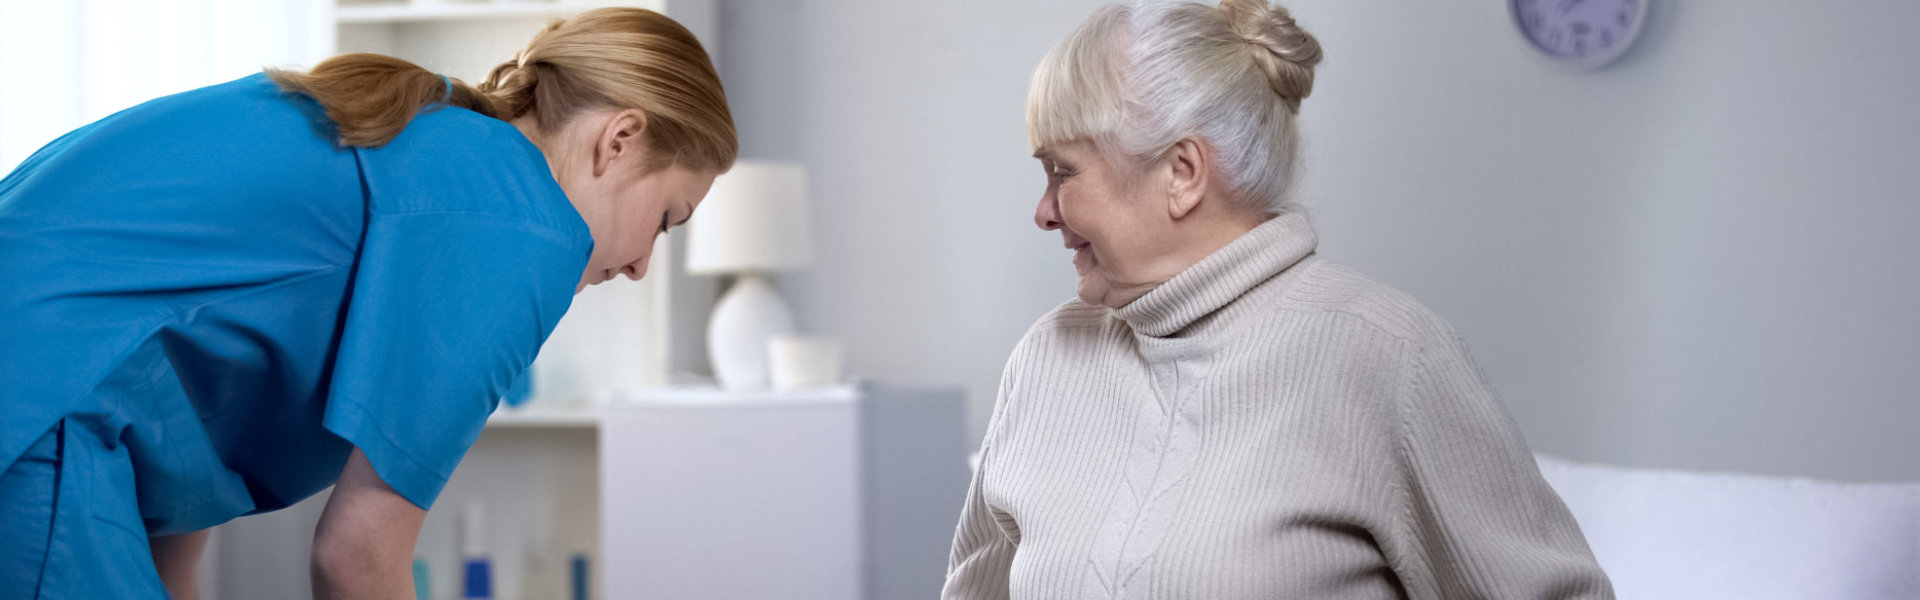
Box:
[944, 213, 1614, 599]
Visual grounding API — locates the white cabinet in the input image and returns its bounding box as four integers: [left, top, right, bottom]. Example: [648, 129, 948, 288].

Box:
[604, 388, 862, 599]
[601, 385, 970, 600]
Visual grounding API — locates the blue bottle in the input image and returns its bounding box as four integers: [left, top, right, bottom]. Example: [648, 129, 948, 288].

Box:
[413, 558, 431, 600]
[463, 504, 492, 599]
[570, 554, 589, 600]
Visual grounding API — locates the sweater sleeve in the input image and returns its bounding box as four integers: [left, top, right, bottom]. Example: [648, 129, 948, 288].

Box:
[1387, 329, 1615, 600]
[942, 442, 1016, 600]
[942, 345, 1026, 600]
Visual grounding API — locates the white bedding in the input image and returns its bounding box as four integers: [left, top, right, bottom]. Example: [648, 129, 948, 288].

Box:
[1535, 454, 1919, 600]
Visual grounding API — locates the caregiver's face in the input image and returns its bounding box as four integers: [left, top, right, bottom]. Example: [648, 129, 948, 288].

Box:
[545, 108, 718, 293]
[579, 164, 715, 291]
[1033, 140, 1168, 308]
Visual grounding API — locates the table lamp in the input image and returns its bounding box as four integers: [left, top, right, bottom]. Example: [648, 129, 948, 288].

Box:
[686, 161, 812, 390]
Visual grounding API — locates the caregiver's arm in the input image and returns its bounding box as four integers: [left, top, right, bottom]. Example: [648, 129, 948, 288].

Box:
[150, 529, 212, 600]
[311, 448, 427, 600]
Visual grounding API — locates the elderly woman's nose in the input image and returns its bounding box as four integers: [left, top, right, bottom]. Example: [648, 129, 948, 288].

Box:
[1035, 193, 1064, 231]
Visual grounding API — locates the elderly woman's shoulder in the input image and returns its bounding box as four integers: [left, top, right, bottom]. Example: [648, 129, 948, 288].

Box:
[1005, 297, 1113, 349]
[1281, 260, 1461, 346]
[1028, 297, 1112, 334]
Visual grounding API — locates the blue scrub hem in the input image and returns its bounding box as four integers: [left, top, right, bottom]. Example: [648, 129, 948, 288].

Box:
[321, 399, 453, 511]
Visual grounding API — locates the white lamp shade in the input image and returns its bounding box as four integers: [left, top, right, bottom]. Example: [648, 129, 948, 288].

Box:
[686, 161, 812, 274]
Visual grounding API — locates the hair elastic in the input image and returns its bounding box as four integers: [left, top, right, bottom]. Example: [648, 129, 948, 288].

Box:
[439, 74, 453, 104]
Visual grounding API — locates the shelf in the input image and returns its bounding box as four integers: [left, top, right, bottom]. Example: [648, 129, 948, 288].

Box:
[486, 385, 864, 428]
[487, 406, 601, 429]
[335, 1, 659, 25]
[608, 384, 861, 408]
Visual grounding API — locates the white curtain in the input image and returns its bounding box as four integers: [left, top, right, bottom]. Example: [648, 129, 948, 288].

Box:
[0, 0, 332, 172]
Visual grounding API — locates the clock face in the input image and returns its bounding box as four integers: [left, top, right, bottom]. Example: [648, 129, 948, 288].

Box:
[1511, 0, 1647, 69]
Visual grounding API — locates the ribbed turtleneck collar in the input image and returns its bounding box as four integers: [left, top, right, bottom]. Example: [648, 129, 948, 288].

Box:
[1112, 211, 1318, 338]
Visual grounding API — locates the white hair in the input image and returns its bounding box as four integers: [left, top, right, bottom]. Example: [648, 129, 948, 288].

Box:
[1028, 0, 1322, 217]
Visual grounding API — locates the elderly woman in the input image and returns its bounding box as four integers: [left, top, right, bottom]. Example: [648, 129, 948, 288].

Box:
[944, 1, 1613, 599]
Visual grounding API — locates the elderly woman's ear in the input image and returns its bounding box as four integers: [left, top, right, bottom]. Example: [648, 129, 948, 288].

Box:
[1163, 137, 1213, 220]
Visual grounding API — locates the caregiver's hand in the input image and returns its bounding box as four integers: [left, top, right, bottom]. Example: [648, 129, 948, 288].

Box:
[311, 448, 427, 600]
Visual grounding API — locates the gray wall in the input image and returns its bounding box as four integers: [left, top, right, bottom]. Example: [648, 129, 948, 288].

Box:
[1291, 0, 1919, 482]
[719, 0, 1918, 482]
[717, 0, 1099, 445]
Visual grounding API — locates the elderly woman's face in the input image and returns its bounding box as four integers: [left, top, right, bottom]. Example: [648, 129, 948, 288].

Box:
[1034, 141, 1184, 308]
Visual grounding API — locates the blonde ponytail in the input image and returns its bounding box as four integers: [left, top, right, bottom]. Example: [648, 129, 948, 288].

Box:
[267, 53, 500, 148]
[268, 7, 736, 174]
[477, 7, 735, 173]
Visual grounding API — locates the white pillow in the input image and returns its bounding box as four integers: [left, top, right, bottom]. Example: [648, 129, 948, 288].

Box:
[1534, 454, 1919, 600]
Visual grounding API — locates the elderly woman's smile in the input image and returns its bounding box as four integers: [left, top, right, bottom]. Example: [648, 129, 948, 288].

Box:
[1032, 135, 1258, 308]
[1067, 237, 1093, 273]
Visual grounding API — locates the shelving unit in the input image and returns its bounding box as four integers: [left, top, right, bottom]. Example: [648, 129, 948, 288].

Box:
[335, 1, 637, 25]
[332, 0, 670, 86]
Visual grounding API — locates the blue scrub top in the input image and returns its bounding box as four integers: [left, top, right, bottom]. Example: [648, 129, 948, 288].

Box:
[0, 73, 593, 534]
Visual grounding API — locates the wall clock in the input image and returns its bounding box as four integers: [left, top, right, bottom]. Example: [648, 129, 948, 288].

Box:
[1510, 0, 1649, 70]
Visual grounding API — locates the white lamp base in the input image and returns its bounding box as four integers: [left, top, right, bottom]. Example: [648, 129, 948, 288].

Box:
[707, 273, 796, 390]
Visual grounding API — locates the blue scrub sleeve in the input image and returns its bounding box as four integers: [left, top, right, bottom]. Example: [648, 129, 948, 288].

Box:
[322, 212, 583, 509]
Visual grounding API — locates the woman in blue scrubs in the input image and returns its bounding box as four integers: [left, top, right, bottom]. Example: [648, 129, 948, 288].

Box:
[0, 8, 734, 599]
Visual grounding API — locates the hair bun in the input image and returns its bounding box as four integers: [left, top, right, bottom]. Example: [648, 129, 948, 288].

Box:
[1219, 0, 1321, 113]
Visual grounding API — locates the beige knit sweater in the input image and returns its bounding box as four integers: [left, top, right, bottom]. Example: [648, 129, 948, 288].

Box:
[944, 213, 1613, 599]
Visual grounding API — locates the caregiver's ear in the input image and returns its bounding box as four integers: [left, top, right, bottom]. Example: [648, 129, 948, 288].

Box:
[592, 108, 649, 176]
[1164, 136, 1211, 220]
